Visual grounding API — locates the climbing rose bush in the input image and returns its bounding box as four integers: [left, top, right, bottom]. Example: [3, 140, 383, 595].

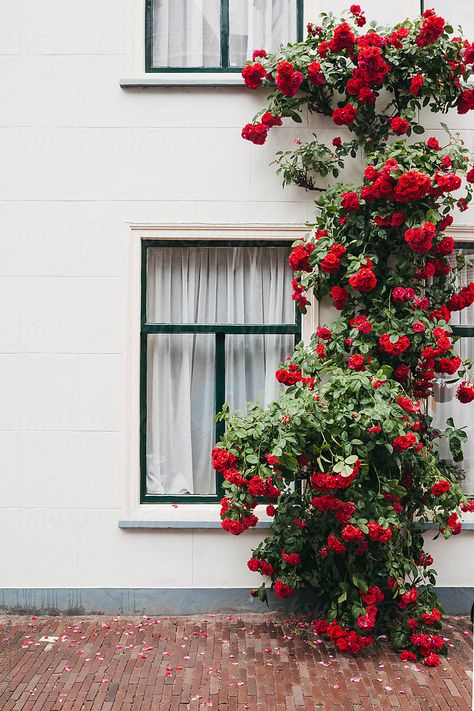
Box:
[214, 7, 474, 666]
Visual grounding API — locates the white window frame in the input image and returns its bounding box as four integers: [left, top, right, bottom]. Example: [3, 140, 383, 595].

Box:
[122, 223, 317, 527]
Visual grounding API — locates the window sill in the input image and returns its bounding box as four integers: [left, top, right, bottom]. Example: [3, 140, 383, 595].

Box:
[119, 503, 273, 529]
[120, 74, 245, 88]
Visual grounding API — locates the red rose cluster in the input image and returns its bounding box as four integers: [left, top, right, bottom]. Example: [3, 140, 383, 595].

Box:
[275, 363, 314, 388]
[275, 61, 303, 97]
[288, 241, 314, 271]
[314, 619, 372, 654]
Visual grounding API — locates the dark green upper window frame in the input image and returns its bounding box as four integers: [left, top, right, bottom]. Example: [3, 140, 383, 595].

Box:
[451, 241, 474, 339]
[140, 239, 302, 504]
[145, 0, 304, 73]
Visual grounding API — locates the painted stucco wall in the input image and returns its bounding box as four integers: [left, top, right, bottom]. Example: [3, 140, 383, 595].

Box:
[0, 0, 473, 602]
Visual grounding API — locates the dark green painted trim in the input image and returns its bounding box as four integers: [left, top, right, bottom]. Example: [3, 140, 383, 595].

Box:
[296, 0, 304, 42]
[143, 324, 299, 334]
[145, 0, 303, 73]
[220, 0, 229, 69]
[140, 239, 299, 504]
[452, 326, 474, 337]
[454, 241, 474, 250]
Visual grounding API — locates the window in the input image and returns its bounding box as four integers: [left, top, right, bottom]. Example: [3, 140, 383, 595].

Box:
[431, 242, 474, 495]
[140, 241, 301, 503]
[146, 0, 304, 73]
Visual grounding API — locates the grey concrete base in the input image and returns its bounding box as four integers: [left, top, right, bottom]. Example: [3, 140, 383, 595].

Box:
[0, 587, 472, 616]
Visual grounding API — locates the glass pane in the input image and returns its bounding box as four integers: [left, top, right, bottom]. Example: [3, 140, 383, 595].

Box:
[431, 338, 474, 495]
[449, 246, 474, 327]
[225, 333, 295, 411]
[152, 0, 221, 68]
[229, 0, 297, 67]
[146, 334, 216, 495]
[147, 246, 294, 324]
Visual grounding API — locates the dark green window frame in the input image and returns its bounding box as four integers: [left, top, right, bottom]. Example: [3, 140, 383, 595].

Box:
[451, 241, 474, 340]
[140, 239, 302, 503]
[145, 0, 304, 73]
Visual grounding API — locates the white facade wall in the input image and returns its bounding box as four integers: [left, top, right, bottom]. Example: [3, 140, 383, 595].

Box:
[0, 0, 473, 598]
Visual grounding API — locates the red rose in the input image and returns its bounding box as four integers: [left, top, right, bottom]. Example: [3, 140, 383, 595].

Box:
[427, 137, 441, 150]
[288, 242, 314, 271]
[393, 432, 417, 451]
[212, 447, 237, 472]
[247, 558, 260, 571]
[221, 518, 246, 535]
[348, 354, 365, 371]
[394, 171, 431, 202]
[401, 588, 418, 605]
[357, 46, 390, 85]
[400, 650, 417, 662]
[252, 49, 267, 60]
[275, 61, 303, 97]
[391, 117, 409, 135]
[273, 580, 294, 598]
[423, 653, 441, 667]
[282, 551, 301, 566]
[308, 61, 325, 85]
[266, 504, 276, 516]
[330, 286, 349, 310]
[467, 167, 474, 183]
[410, 75, 425, 95]
[404, 222, 436, 254]
[320, 252, 342, 273]
[457, 87, 474, 114]
[332, 136, 342, 147]
[416, 15, 445, 47]
[430, 480, 451, 496]
[261, 112, 282, 128]
[329, 23, 356, 53]
[242, 62, 266, 89]
[316, 326, 332, 340]
[367, 425, 382, 434]
[457, 381, 474, 403]
[332, 103, 357, 126]
[349, 267, 377, 293]
[341, 191, 360, 212]
[241, 122, 269, 145]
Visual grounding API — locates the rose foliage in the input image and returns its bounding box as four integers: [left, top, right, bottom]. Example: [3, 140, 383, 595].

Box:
[215, 7, 474, 665]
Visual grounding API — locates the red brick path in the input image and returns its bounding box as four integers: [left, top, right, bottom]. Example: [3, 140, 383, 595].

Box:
[0, 614, 472, 710]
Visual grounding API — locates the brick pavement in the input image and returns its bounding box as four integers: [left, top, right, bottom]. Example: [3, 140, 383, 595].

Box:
[0, 614, 471, 710]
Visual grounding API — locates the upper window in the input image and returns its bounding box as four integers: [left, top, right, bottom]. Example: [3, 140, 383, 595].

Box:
[432, 242, 474, 496]
[141, 241, 300, 503]
[146, 0, 304, 73]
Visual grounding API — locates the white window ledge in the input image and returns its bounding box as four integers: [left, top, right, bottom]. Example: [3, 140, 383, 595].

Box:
[120, 74, 245, 88]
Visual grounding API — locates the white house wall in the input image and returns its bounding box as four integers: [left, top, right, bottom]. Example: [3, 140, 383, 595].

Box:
[0, 0, 473, 611]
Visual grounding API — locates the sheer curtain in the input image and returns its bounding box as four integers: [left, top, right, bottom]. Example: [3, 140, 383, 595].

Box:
[152, 0, 221, 67]
[146, 246, 294, 495]
[152, 0, 297, 68]
[431, 247, 474, 494]
[229, 0, 297, 66]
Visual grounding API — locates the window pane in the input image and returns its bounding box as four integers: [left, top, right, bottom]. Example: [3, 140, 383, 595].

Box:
[229, 0, 297, 67]
[431, 338, 474, 495]
[152, 0, 221, 68]
[146, 334, 216, 495]
[449, 246, 474, 327]
[147, 246, 294, 324]
[226, 333, 295, 411]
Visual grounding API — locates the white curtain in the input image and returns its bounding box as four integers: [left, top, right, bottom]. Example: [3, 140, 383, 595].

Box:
[229, 0, 297, 66]
[431, 247, 474, 495]
[153, 0, 221, 67]
[146, 246, 294, 495]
